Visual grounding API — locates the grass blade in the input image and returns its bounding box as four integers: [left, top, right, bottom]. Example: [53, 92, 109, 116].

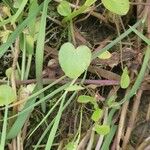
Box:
[0, 105, 8, 150]
[129, 26, 150, 45]
[7, 77, 66, 139]
[0, 4, 42, 58]
[33, 92, 77, 149]
[11, 0, 28, 23]
[116, 46, 150, 106]
[45, 93, 67, 150]
[45, 79, 76, 150]
[92, 19, 143, 59]
[35, 0, 52, 112]
[101, 125, 117, 150]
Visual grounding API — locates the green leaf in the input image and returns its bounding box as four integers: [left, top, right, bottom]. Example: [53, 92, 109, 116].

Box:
[5, 68, 20, 80]
[25, 34, 34, 54]
[98, 50, 112, 59]
[0, 85, 16, 106]
[102, 0, 130, 15]
[120, 67, 130, 89]
[91, 108, 103, 122]
[65, 84, 84, 91]
[106, 95, 117, 107]
[5, 67, 13, 79]
[93, 124, 110, 135]
[65, 142, 76, 150]
[77, 95, 95, 104]
[59, 42, 91, 79]
[0, 3, 42, 58]
[57, 1, 72, 16]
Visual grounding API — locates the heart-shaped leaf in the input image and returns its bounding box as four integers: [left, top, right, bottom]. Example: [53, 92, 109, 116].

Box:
[59, 42, 91, 79]
[102, 0, 130, 15]
[0, 85, 16, 106]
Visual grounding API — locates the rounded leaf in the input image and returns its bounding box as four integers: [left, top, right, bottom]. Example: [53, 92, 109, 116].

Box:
[0, 85, 16, 106]
[77, 95, 94, 104]
[120, 67, 130, 89]
[98, 50, 112, 59]
[65, 84, 84, 91]
[93, 124, 110, 135]
[91, 108, 103, 122]
[5, 67, 13, 79]
[102, 0, 130, 15]
[59, 42, 91, 79]
[57, 1, 71, 16]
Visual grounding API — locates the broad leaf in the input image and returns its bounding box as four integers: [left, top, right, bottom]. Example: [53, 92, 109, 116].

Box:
[0, 85, 16, 106]
[59, 42, 91, 79]
[57, 1, 71, 16]
[102, 0, 130, 15]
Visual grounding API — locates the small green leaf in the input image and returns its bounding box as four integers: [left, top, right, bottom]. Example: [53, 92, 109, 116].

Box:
[120, 67, 130, 89]
[5, 67, 13, 79]
[65, 84, 84, 91]
[93, 124, 110, 135]
[59, 42, 91, 79]
[5, 68, 20, 80]
[77, 95, 95, 104]
[0, 85, 16, 106]
[65, 142, 76, 150]
[91, 108, 103, 122]
[106, 95, 117, 107]
[98, 50, 112, 59]
[102, 0, 130, 15]
[57, 1, 72, 16]
[25, 34, 34, 54]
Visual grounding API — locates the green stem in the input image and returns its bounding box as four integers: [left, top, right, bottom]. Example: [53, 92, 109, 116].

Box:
[62, 5, 89, 23]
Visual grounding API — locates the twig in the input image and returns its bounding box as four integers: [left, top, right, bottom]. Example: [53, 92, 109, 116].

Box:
[116, 100, 129, 150]
[131, 2, 150, 5]
[77, 129, 92, 150]
[11, 38, 20, 95]
[15, 78, 119, 86]
[137, 136, 150, 150]
[122, 89, 143, 149]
